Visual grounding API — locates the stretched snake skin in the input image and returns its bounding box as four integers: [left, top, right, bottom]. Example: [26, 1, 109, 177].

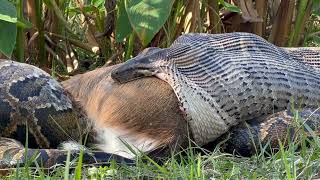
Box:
[0, 60, 133, 169]
[111, 32, 320, 146]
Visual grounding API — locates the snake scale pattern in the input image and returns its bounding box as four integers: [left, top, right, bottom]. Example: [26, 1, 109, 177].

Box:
[0, 60, 90, 147]
[111, 32, 320, 146]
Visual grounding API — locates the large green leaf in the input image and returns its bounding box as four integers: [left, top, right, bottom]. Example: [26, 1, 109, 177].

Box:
[0, 0, 17, 23]
[223, 2, 241, 13]
[0, 20, 17, 58]
[115, 0, 132, 42]
[0, 0, 17, 58]
[125, 0, 174, 46]
[218, 0, 241, 13]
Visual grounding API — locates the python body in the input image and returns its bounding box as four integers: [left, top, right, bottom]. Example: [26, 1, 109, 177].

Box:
[111, 32, 320, 146]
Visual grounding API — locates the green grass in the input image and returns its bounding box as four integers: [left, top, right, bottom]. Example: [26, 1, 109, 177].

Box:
[4, 144, 320, 179]
[3, 114, 320, 179]
[3, 140, 320, 179]
[1, 141, 320, 179]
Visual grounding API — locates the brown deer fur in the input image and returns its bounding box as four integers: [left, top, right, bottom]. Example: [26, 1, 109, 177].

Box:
[61, 65, 188, 158]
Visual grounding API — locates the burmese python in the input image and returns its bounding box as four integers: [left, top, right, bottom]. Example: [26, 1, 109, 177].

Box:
[111, 32, 320, 153]
[1, 32, 320, 168]
[0, 60, 133, 169]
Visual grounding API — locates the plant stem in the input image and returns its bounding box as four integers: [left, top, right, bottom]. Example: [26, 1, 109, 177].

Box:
[288, 0, 311, 46]
[125, 33, 135, 60]
[35, 0, 46, 67]
[208, 0, 221, 33]
[16, 0, 24, 62]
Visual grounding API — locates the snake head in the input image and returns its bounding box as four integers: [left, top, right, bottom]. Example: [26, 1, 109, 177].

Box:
[111, 48, 166, 83]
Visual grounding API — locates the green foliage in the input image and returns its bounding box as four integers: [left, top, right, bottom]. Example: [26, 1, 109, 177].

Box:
[66, 1, 104, 15]
[312, 36, 320, 45]
[0, 20, 16, 58]
[90, 0, 106, 32]
[91, 0, 105, 9]
[16, 18, 32, 29]
[0, 0, 31, 59]
[219, 0, 242, 13]
[125, 0, 174, 46]
[116, 0, 132, 42]
[0, 0, 16, 23]
[66, 0, 106, 31]
[115, 0, 240, 47]
[303, 3, 320, 46]
[313, 2, 320, 16]
[116, 0, 174, 46]
[0, 0, 16, 58]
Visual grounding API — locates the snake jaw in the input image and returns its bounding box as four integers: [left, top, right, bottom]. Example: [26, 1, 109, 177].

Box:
[111, 49, 168, 84]
[111, 65, 157, 84]
[111, 58, 160, 84]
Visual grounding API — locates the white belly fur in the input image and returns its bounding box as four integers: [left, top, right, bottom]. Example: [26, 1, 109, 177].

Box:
[95, 126, 161, 159]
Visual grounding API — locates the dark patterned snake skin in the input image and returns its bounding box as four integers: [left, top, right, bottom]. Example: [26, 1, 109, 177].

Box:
[1, 32, 320, 168]
[0, 60, 133, 169]
[111, 32, 320, 149]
